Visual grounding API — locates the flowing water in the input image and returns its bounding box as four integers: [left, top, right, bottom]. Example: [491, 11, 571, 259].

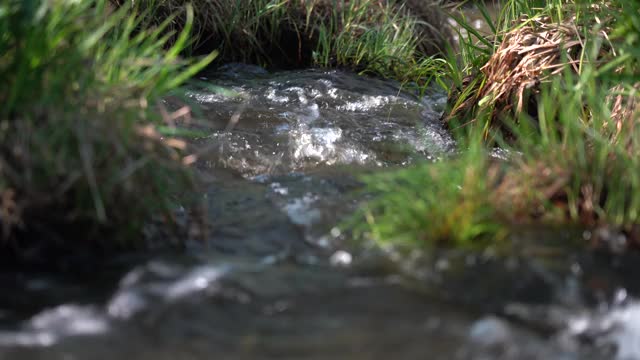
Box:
[2, 66, 640, 360]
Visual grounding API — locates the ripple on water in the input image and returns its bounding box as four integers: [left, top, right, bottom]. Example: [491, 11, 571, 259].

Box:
[562, 300, 640, 359]
[183, 68, 454, 176]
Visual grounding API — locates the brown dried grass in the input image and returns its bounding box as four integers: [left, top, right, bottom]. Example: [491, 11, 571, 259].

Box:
[608, 83, 640, 146]
[445, 16, 586, 132]
[445, 10, 640, 140]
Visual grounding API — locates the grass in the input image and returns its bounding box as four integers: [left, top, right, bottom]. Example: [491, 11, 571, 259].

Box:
[356, 146, 506, 251]
[0, 0, 215, 258]
[8, 0, 635, 260]
[119, 0, 450, 90]
[312, 0, 448, 85]
[357, 0, 640, 250]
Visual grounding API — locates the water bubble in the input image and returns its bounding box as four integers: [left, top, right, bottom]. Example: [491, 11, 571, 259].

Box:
[283, 194, 321, 226]
[165, 265, 229, 301]
[614, 289, 629, 305]
[435, 258, 450, 271]
[108, 291, 147, 319]
[329, 250, 353, 267]
[330, 227, 342, 238]
[468, 316, 512, 349]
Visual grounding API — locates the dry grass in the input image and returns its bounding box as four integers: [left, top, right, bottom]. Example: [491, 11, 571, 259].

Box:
[445, 3, 640, 138]
[445, 16, 586, 134]
[608, 83, 640, 145]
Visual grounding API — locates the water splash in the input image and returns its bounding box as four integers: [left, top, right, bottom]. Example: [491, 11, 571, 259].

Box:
[0, 305, 109, 347]
[184, 68, 454, 176]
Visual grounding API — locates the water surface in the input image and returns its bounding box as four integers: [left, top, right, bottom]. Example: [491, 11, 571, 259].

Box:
[1, 66, 639, 360]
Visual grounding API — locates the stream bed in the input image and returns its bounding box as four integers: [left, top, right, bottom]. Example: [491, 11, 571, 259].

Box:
[1, 66, 640, 359]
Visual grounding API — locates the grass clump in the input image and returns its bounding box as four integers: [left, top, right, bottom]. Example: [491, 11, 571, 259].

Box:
[0, 0, 215, 259]
[116, 0, 450, 87]
[357, 149, 506, 249]
[357, 0, 640, 250]
[311, 0, 449, 83]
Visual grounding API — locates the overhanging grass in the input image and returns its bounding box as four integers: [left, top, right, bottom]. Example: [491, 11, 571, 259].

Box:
[312, 0, 448, 84]
[118, 0, 450, 89]
[356, 0, 640, 250]
[0, 0, 215, 255]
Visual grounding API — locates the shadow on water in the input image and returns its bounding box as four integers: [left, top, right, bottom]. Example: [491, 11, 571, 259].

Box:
[2, 66, 640, 360]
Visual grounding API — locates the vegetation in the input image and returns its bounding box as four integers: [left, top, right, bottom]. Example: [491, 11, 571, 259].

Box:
[358, 0, 640, 250]
[0, 0, 455, 263]
[116, 0, 450, 87]
[0, 0, 215, 258]
[6, 0, 637, 262]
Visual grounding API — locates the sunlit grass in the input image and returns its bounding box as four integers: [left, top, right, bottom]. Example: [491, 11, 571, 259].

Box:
[355, 147, 506, 249]
[357, 0, 640, 249]
[0, 0, 215, 248]
[312, 0, 448, 88]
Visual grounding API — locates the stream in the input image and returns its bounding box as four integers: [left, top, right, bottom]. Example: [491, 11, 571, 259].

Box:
[1, 66, 640, 359]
